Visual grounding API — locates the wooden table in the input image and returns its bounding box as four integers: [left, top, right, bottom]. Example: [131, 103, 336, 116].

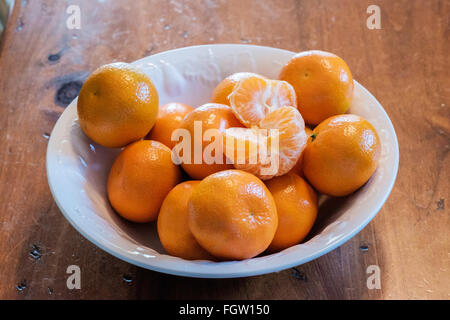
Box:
[0, 0, 448, 300]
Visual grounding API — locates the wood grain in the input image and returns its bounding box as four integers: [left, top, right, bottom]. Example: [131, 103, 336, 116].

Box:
[0, 0, 448, 300]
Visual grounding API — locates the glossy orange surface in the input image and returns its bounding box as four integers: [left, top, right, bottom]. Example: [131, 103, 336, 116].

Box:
[147, 102, 194, 149]
[78, 62, 159, 148]
[303, 114, 381, 196]
[266, 173, 318, 252]
[279, 50, 353, 125]
[157, 181, 215, 260]
[210, 72, 264, 105]
[188, 170, 278, 260]
[179, 103, 243, 179]
[107, 140, 182, 222]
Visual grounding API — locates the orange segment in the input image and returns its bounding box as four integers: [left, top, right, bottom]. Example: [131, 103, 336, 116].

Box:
[107, 140, 182, 223]
[288, 126, 313, 176]
[223, 127, 265, 177]
[224, 106, 307, 180]
[260, 106, 307, 175]
[228, 75, 297, 127]
[179, 103, 244, 179]
[211, 72, 265, 106]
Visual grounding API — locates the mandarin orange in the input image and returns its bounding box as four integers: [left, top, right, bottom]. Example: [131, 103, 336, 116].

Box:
[78, 62, 159, 148]
[228, 75, 297, 127]
[222, 75, 306, 179]
[107, 140, 182, 223]
[179, 103, 243, 179]
[223, 106, 307, 180]
[157, 181, 215, 260]
[279, 50, 353, 125]
[303, 114, 381, 196]
[265, 173, 318, 252]
[147, 102, 194, 149]
[188, 170, 278, 260]
[211, 72, 265, 106]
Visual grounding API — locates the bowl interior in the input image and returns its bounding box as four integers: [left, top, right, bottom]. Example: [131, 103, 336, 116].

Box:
[46, 44, 398, 278]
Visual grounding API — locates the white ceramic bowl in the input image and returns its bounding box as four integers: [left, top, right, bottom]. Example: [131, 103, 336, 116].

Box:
[46, 44, 399, 278]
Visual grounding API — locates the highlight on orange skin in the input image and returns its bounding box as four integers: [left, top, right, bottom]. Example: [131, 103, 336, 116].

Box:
[210, 72, 266, 106]
[157, 181, 215, 260]
[303, 114, 381, 196]
[179, 103, 244, 179]
[279, 50, 354, 125]
[147, 102, 194, 149]
[188, 170, 278, 260]
[265, 173, 318, 253]
[107, 140, 182, 223]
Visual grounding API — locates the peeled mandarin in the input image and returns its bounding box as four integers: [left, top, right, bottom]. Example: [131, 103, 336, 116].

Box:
[211, 72, 266, 106]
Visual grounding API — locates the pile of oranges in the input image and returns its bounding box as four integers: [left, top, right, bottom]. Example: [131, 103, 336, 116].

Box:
[77, 50, 381, 261]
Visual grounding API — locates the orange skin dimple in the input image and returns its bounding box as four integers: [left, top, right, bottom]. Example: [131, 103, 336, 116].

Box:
[211, 72, 265, 106]
[107, 140, 182, 223]
[157, 181, 215, 260]
[303, 114, 381, 196]
[147, 102, 194, 149]
[266, 173, 318, 253]
[222, 74, 305, 179]
[188, 170, 278, 260]
[179, 103, 244, 179]
[279, 50, 354, 125]
[78, 62, 159, 148]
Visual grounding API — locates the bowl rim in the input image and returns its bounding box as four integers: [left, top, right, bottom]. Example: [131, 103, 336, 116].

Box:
[46, 44, 399, 278]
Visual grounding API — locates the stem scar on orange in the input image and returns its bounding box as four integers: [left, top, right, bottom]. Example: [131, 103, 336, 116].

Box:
[303, 114, 381, 196]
